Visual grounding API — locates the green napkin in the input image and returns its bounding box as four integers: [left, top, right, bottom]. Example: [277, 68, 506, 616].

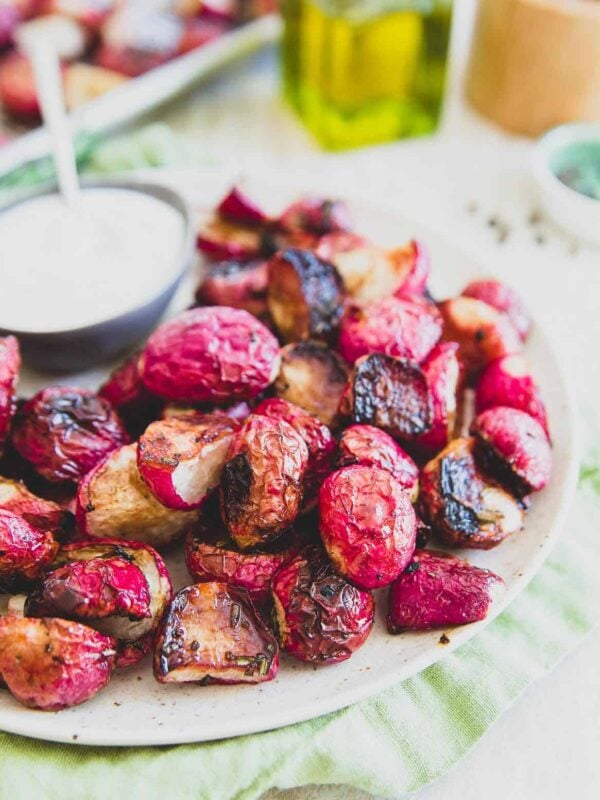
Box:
[0, 453, 596, 800]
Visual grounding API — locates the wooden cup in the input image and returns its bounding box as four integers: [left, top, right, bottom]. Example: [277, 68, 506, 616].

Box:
[465, 0, 600, 137]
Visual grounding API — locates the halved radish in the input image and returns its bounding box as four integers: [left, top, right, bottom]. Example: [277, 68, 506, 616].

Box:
[137, 414, 239, 510]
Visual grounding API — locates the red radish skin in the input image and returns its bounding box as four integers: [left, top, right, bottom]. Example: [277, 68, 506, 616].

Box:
[12, 387, 129, 484]
[217, 186, 268, 225]
[419, 437, 524, 549]
[387, 550, 503, 632]
[253, 397, 336, 507]
[0, 615, 116, 710]
[337, 424, 419, 501]
[99, 351, 163, 438]
[25, 556, 152, 622]
[415, 342, 462, 451]
[220, 416, 309, 550]
[195, 259, 269, 318]
[140, 307, 280, 403]
[0, 336, 20, 458]
[0, 477, 71, 537]
[271, 546, 374, 664]
[475, 355, 550, 437]
[278, 197, 352, 236]
[137, 414, 239, 510]
[185, 529, 290, 605]
[472, 406, 552, 495]
[0, 509, 59, 591]
[462, 279, 530, 341]
[0, 53, 40, 118]
[339, 296, 442, 364]
[319, 465, 417, 589]
[439, 296, 522, 379]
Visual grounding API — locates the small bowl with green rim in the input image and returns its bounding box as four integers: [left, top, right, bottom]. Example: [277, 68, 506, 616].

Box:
[532, 122, 600, 246]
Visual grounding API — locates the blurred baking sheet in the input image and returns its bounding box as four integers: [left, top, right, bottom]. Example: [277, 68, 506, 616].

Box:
[0, 13, 280, 180]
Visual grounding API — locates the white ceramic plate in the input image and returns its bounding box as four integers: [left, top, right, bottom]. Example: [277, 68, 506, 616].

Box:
[0, 178, 579, 746]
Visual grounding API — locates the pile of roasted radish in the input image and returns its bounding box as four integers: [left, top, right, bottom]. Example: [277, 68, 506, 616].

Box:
[0, 187, 552, 712]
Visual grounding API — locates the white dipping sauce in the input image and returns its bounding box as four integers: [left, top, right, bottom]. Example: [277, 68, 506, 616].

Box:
[0, 188, 185, 332]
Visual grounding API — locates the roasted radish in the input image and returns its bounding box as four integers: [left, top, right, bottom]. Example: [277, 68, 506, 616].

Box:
[472, 407, 552, 496]
[76, 444, 201, 547]
[415, 342, 462, 451]
[278, 197, 352, 236]
[319, 465, 417, 589]
[475, 354, 549, 437]
[339, 296, 442, 364]
[25, 539, 172, 651]
[253, 397, 336, 507]
[275, 340, 349, 426]
[12, 386, 129, 483]
[419, 437, 524, 549]
[0, 476, 72, 537]
[389, 239, 430, 300]
[0, 509, 59, 592]
[387, 550, 503, 632]
[99, 351, 163, 438]
[220, 416, 309, 549]
[439, 297, 522, 379]
[0, 615, 115, 710]
[462, 279, 530, 341]
[267, 248, 345, 344]
[185, 527, 290, 605]
[217, 186, 268, 226]
[339, 353, 433, 441]
[140, 307, 280, 403]
[271, 546, 374, 664]
[137, 414, 239, 510]
[154, 582, 278, 684]
[337, 424, 419, 501]
[195, 259, 269, 318]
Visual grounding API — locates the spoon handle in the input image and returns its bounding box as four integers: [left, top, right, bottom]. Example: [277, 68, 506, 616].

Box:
[21, 38, 80, 207]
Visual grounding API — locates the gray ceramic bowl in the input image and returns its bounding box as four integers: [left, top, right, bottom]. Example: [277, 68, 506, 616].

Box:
[0, 178, 195, 372]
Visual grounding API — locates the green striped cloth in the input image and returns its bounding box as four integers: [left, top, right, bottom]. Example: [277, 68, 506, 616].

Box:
[0, 130, 598, 799]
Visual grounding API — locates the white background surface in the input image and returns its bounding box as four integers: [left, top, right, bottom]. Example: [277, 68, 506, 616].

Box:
[146, 0, 600, 796]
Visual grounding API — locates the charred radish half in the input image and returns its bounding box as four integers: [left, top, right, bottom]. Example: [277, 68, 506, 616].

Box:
[154, 582, 278, 684]
[419, 438, 524, 549]
[275, 340, 349, 426]
[77, 444, 201, 548]
[339, 353, 433, 442]
[387, 550, 503, 632]
[137, 414, 239, 510]
[267, 248, 345, 344]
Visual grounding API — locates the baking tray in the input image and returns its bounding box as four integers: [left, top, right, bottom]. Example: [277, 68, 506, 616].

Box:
[0, 13, 281, 182]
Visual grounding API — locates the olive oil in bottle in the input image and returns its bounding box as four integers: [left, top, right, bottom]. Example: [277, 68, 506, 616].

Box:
[281, 0, 453, 150]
